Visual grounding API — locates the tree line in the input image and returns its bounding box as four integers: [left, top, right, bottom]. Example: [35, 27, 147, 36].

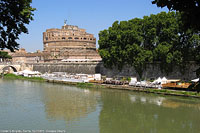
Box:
[0, 51, 12, 62]
[98, 12, 200, 78]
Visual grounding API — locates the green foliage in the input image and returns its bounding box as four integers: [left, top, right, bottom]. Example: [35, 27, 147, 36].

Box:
[152, 0, 200, 31]
[99, 11, 200, 78]
[0, 0, 35, 51]
[147, 88, 200, 97]
[127, 77, 131, 82]
[0, 51, 12, 59]
[76, 83, 94, 88]
[3, 73, 45, 81]
[76, 82, 107, 89]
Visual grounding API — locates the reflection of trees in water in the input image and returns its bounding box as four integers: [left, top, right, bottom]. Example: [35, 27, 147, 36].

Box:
[129, 94, 200, 110]
[42, 84, 100, 121]
[162, 99, 200, 109]
[99, 91, 200, 133]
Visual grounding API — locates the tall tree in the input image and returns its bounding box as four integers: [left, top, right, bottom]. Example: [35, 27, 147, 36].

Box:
[0, 0, 35, 51]
[152, 0, 200, 31]
[99, 12, 200, 78]
[152, 0, 200, 79]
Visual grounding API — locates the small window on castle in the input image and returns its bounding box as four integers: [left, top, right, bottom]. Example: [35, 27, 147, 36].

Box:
[46, 37, 48, 40]
[68, 37, 72, 39]
[81, 38, 82, 40]
[74, 37, 79, 39]
[84, 38, 87, 40]
[90, 38, 92, 40]
[62, 37, 66, 40]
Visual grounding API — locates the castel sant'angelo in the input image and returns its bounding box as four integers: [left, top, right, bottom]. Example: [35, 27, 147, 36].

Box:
[43, 21, 101, 62]
[8, 22, 102, 63]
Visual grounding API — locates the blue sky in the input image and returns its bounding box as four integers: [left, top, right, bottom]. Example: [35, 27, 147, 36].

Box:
[17, 0, 167, 52]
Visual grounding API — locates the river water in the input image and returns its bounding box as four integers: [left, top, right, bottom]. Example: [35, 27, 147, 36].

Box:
[0, 79, 200, 133]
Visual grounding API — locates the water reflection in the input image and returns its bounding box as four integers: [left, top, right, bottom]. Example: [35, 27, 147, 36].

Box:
[1, 79, 200, 133]
[129, 94, 200, 109]
[99, 90, 200, 133]
[42, 84, 100, 122]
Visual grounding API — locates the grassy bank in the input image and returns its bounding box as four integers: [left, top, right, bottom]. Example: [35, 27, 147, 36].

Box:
[144, 88, 200, 98]
[2, 73, 45, 82]
[76, 82, 96, 88]
[47, 80, 107, 89]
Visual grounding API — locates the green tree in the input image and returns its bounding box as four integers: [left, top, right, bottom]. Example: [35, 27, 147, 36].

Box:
[152, 0, 200, 31]
[0, 51, 12, 62]
[0, 0, 35, 51]
[152, 0, 200, 80]
[99, 11, 199, 78]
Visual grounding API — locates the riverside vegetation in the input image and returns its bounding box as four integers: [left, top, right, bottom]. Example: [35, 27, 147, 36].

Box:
[2, 73, 45, 82]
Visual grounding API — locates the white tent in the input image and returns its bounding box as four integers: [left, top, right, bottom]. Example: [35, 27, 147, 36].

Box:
[21, 70, 41, 77]
[129, 77, 137, 86]
[161, 77, 167, 84]
[22, 70, 35, 75]
[191, 78, 199, 82]
[156, 77, 162, 83]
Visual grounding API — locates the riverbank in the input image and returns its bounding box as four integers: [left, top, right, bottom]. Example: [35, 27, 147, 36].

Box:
[2, 73, 200, 98]
[47, 79, 200, 98]
[2, 73, 46, 82]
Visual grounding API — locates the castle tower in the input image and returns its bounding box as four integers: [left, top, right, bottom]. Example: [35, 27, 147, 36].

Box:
[43, 23, 101, 62]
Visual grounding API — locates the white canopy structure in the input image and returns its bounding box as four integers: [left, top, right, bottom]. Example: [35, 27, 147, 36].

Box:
[191, 78, 199, 82]
[14, 70, 42, 77]
[154, 77, 162, 84]
[129, 77, 137, 86]
[161, 77, 168, 84]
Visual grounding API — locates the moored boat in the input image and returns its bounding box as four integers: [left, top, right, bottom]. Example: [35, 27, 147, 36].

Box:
[162, 80, 191, 89]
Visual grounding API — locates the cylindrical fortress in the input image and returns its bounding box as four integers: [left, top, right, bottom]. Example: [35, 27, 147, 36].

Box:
[43, 24, 101, 61]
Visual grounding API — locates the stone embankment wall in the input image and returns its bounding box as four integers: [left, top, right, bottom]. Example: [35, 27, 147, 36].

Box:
[29, 62, 199, 80]
[100, 62, 198, 80]
[29, 62, 101, 74]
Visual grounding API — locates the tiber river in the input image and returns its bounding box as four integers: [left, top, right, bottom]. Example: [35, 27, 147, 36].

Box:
[0, 79, 200, 133]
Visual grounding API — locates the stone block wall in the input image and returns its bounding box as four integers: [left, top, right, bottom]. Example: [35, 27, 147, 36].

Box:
[30, 61, 199, 80]
[100, 62, 198, 80]
[31, 62, 101, 74]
